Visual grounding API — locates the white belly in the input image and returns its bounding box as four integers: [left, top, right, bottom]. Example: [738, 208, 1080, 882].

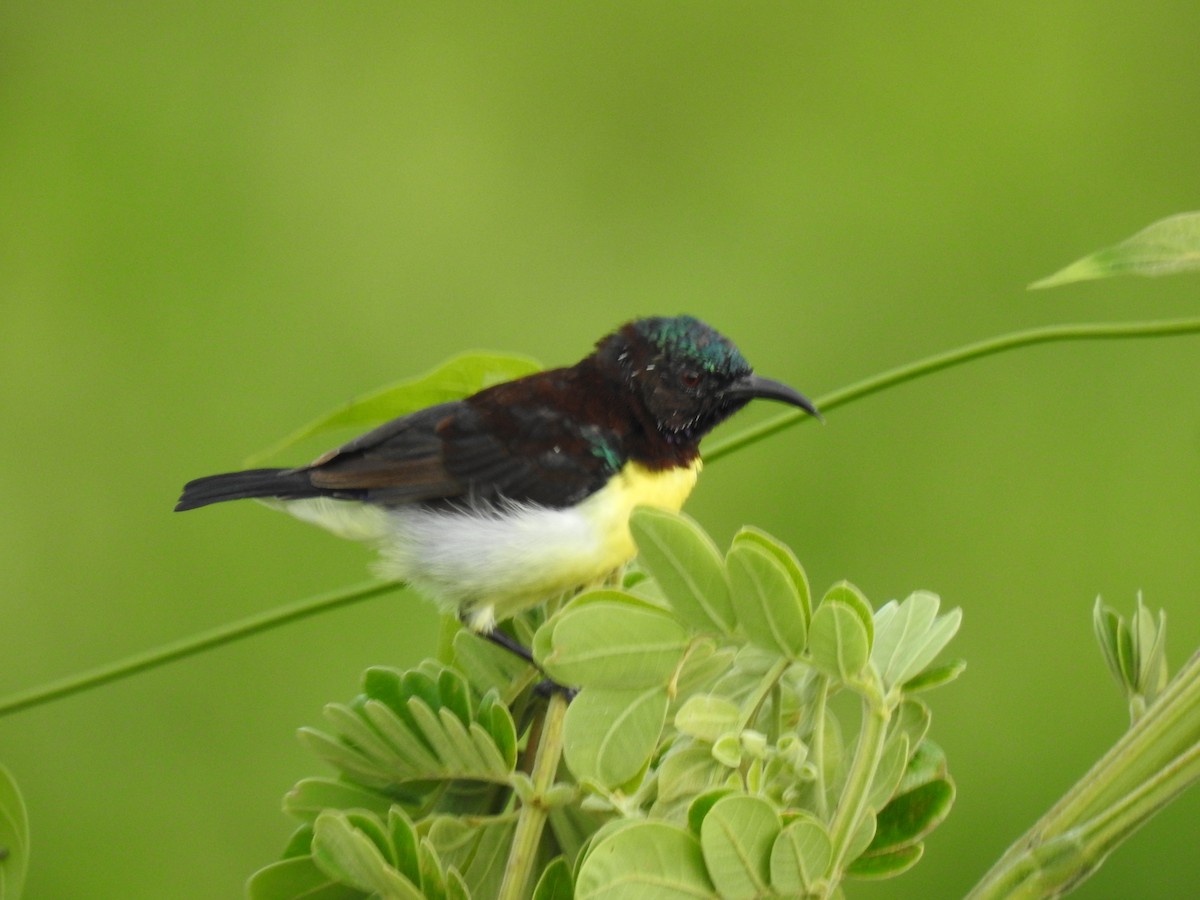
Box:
[276, 460, 702, 629]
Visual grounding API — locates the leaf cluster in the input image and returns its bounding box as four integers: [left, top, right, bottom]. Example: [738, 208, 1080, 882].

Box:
[249, 510, 961, 899]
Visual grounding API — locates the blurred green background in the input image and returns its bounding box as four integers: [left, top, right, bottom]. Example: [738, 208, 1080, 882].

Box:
[3, 2, 1199, 897]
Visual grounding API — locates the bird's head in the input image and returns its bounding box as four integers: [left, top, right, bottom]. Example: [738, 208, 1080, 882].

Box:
[596, 315, 820, 443]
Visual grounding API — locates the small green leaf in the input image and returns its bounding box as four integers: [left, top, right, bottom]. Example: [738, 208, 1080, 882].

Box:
[283, 778, 394, 822]
[1093, 597, 1124, 683]
[418, 836, 448, 900]
[732, 527, 812, 624]
[868, 733, 910, 809]
[630, 507, 734, 633]
[388, 807, 423, 891]
[711, 733, 743, 768]
[654, 745, 726, 811]
[809, 601, 871, 681]
[0, 764, 30, 900]
[311, 811, 422, 898]
[867, 778, 956, 854]
[542, 594, 689, 689]
[872, 593, 961, 692]
[476, 691, 519, 771]
[889, 698, 931, 760]
[426, 814, 516, 899]
[699, 795, 780, 900]
[246, 856, 366, 900]
[446, 868, 472, 900]
[675, 694, 742, 744]
[532, 857, 574, 900]
[897, 740, 947, 796]
[246, 352, 542, 464]
[845, 843, 924, 879]
[821, 582, 874, 649]
[686, 788, 736, 837]
[769, 814, 832, 895]
[576, 822, 715, 899]
[1030, 211, 1200, 288]
[902, 658, 967, 694]
[564, 686, 669, 788]
[728, 542, 807, 658]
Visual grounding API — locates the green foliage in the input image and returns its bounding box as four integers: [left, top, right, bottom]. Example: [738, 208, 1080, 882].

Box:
[1030, 211, 1200, 288]
[0, 764, 29, 900]
[250, 510, 962, 898]
[1093, 594, 1168, 723]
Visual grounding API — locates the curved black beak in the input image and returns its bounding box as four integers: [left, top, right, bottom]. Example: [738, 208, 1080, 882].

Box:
[724, 374, 823, 422]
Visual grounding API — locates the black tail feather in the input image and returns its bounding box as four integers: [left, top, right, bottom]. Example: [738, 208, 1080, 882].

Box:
[174, 468, 316, 511]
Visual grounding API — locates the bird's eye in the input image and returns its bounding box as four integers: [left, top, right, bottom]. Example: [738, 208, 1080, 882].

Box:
[680, 370, 701, 389]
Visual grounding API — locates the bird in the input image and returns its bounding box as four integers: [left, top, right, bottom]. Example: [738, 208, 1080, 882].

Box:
[175, 315, 820, 633]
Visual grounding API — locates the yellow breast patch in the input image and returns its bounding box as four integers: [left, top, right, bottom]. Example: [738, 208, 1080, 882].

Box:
[578, 458, 702, 568]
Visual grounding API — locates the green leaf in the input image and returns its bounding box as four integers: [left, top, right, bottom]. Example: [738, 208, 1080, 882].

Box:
[727, 542, 807, 658]
[871, 592, 961, 692]
[0, 763, 29, 900]
[283, 778, 394, 823]
[868, 734, 910, 809]
[541, 594, 689, 689]
[425, 814, 516, 900]
[820, 582, 874, 650]
[901, 658, 967, 694]
[1093, 597, 1124, 685]
[564, 686, 669, 788]
[299, 674, 515, 793]
[576, 822, 715, 899]
[845, 843, 924, 879]
[388, 807, 423, 891]
[245, 352, 542, 464]
[653, 745, 727, 812]
[699, 795, 779, 900]
[731, 527, 812, 624]
[246, 856, 367, 900]
[686, 788, 735, 837]
[1030, 211, 1200, 288]
[532, 857, 574, 900]
[867, 778, 956, 854]
[311, 811, 422, 898]
[630, 507, 734, 633]
[675, 694, 742, 744]
[769, 814, 832, 895]
[808, 601, 871, 682]
[897, 740, 947, 796]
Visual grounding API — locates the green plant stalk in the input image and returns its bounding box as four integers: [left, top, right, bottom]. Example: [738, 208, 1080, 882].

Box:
[737, 657, 792, 733]
[703, 315, 1200, 464]
[0, 580, 400, 718]
[824, 684, 891, 886]
[498, 690, 569, 900]
[811, 677, 831, 821]
[968, 648, 1200, 897]
[969, 740, 1200, 899]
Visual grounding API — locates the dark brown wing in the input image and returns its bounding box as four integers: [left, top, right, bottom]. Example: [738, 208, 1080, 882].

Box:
[304, 378, 626, 509]
[178, 370, 632, 512]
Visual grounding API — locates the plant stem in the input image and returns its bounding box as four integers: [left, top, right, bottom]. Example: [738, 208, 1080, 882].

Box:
[0, 580, 400, 718]
[499, 690, 569, 900]
[737, 657, 791, 732]
[703, 315, 1200, 464]
[968, 647, 1200, 897]
[825, 685, 891, 885]
[811, 677, 831, 821]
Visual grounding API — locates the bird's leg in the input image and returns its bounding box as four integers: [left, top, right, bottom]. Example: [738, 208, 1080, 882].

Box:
[465, 619, 576, 698]
[480, 625, 534, 664]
